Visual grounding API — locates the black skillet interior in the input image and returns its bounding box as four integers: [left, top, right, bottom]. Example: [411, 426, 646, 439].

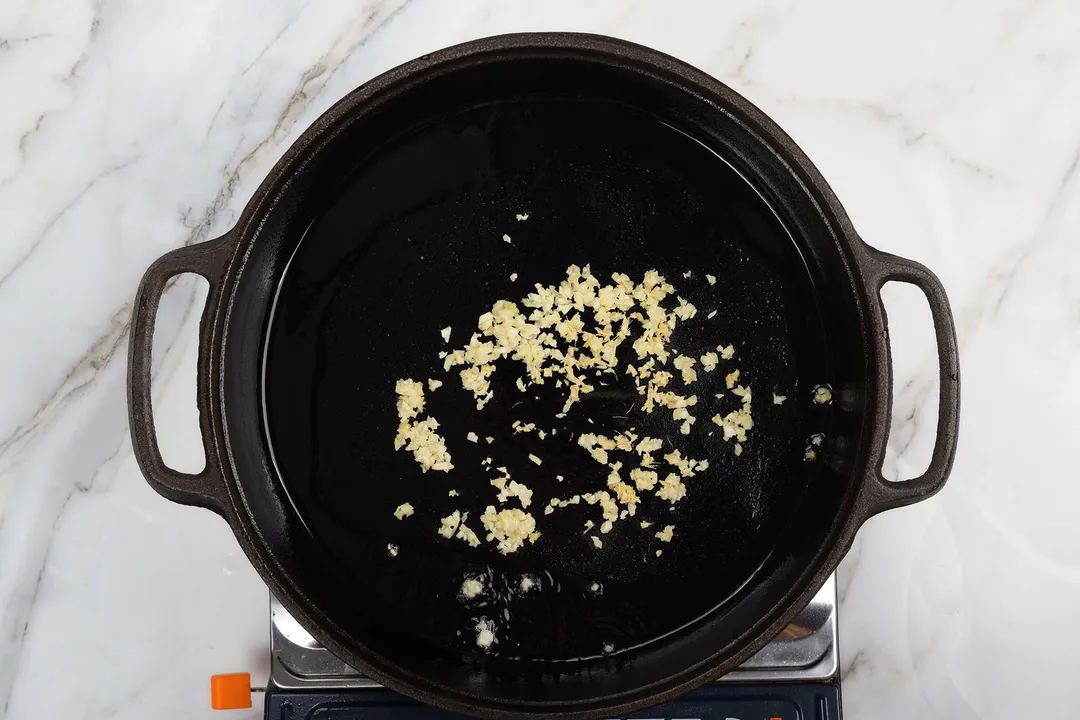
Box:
[224, 45, 867, 708]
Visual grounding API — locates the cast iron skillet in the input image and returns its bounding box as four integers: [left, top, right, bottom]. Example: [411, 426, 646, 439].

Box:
[127, 33, 959, 719]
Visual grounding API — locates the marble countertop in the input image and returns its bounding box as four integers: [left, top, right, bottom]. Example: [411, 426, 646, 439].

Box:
[2, 0, 1078, 718]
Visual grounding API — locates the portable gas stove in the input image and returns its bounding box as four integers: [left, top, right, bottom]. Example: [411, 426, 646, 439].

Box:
[257, 574, 840, 719]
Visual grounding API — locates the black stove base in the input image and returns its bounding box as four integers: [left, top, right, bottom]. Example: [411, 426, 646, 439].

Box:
[264, 682, 842, 720]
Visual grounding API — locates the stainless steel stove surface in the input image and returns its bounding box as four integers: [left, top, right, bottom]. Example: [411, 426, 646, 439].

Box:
[264, 576, 840, 719]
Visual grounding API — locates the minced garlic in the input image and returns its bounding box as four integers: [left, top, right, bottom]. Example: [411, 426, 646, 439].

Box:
[475, 618, 496, 649]
[491, 474, 533, 508]
[461, 577, 484, 599]
[394, 503, 414, 520]
[630, 468, 658, 491]
[657, 474, 686, 504]
[456, 521, 481, 547]
[655, 525, 675, 542]
[438, 511, 462, 538]
[393, 380, 452, 472]
[427, 379, 443, 391]
[663, 449, 708, 477]
[773, 393, 786, 405]
[673, 297, 697, 320]
[502, 234, 512, 243]
[480, 506, 539, 554]
[401, 265, 762, 556]
[387, 544, 398, 557]
[516, 212, 529, 221]
[636, 437, 663, 454]
[441, 326, 452, 343]
[591, 536, 603, 549]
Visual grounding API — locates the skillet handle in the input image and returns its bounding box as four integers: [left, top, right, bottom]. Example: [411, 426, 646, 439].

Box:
[127, 233, 235, 516]
[856, 246, 960, 518]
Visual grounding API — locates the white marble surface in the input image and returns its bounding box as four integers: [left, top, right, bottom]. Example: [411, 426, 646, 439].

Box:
[2, 0, 1078, 717]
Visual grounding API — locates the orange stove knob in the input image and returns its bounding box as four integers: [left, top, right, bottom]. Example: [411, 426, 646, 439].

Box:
[210, 673, 252, 710]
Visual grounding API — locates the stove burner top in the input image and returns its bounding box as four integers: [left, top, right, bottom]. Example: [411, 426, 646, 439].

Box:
[267, 578, 833, 703]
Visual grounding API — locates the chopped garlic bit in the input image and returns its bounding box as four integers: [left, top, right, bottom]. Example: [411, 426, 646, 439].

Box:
[519, 575, 536, 593]
[640, 520, 652, 528]
[502, 234, 512, 244]
[773, 393, 787, 405]
[456, 520, 481, 547]
[734, 443, 743, 456]
[630, 467, 658, 491]
[512, 420, 536, 433]
[528, 453, 542, 466]
[491, 473, 533, 508]
[461, 577, 484, 599]
[516, 212, 529, 221]
[466, 431, 479, 443]
[510, 272, 519, 282]
[813, 385, 833, 404]
[718, 344, 735, 360]
[706, 273, 717, 285]
[387, 543, 398, 557]
[725, 369, 740, 389]
[485, 436, 494, 444]
[656, 549, 663, 557]
[663, 449, 708, 477]
[438, 511, 462, 538]
[441, 326, 452, 343]
[699, 352, 719, 373]
[655, 525, 675, 542]
[448, 514, 481, 546]
[673, 297, 697, 321]
[448, 489, 459, 497]
[682, 270, 692, 279]
[636, 437, 663, 454]
[657, 474, 686, 504]
[427, 379, 443, 391]
[475, 618, 496, 650]
[673, 355, 697, 384]
[591, 535, 603, 549]
[480, 506, 539, 554]
[393, 380, 453, 472]
[707, 309, 717, 319]
[394, 503, 414, 520]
